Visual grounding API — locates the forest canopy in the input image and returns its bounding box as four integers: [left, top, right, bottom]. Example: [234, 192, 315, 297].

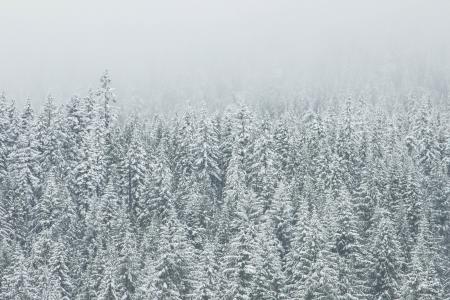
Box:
[0, 73, 449, 299]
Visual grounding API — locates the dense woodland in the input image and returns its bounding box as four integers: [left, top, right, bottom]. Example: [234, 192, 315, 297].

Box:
[0, 73, 449, 299]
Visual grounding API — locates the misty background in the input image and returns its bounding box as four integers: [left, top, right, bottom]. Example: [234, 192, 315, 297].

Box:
[1, 0, 450, 111]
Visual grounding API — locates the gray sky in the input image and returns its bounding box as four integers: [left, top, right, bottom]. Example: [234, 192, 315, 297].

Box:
[1, 0, 450, 108]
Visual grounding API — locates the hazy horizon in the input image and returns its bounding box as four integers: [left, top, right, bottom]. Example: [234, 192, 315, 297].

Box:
[1, 0, 450, 109]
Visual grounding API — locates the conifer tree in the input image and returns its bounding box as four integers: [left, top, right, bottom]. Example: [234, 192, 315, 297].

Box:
[249, 118, 277, 214]
[286, 207, 338, 299]
[369, 209, 403, 300]
[267, 182, 294, 264]
[1, 245, 37, 300]
[33, 170, 74, 237]
[115, 212, 138, 300]
[184, 180, 210, 249]
[252, 222, 286, 300]
[231, 103, 255, 181]
[139, 154, 173, 227]
[138, 206, 195, 299]
[414, 101, 441, 176]
[192, 110, 221, 198]
[36, 95, 64, 175]
[8, 101, 40, 245]
[221, 189, 259, 300]
[98, 254, 119, 300]
[48, 241, 73, 300]
[273, 118, 292, 181]
[63, 95, 89, 176]
[193, 242, 220, 300]
[169, 110, 195, 190]
[0, 93, 10, 183]
[119, 124, 147, 217]
[402, 213, 444, 299]
[332, 186, 366, 299]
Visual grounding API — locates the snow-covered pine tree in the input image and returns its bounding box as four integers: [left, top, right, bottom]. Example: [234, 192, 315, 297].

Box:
[252, 221, 286, 300]
[369, 208, 403, 299]
[335, 99, 359, 191]
[8, 101, 40, 246]
[118, 121, 147, 217]
[32, 169, 75, 238]
[220, 188, 259, 300]
[169, 109, 196, 191]
[248, 117, 277, 214]
[63, 95, 89, 176]
[414, 100, 441, 177]
[48, 241, 73, 300]
[36, 95, 65, 176]
[0, 245, 37, 300]
[230, 103, 255, 184]
[69, 128, 104, 216]
[267, 181, 294, 265]
[272, 117, 292, 181]
[216, 145, 247, 246]
[115, 214, 138, 300]
[192, 108, 221, 203]
[286, 207, 338, 299]
[184, 179, 211, 250]
[332, 186, 367, 299]
[139, 152, 173, 227]
[193, 242, 220, 300]
[138, 205, 195, 299]
[0, 93, 10, 183]
[98, 250, 119, 300]
[353, 164, 377, 240]
[402, 212, 445, 299]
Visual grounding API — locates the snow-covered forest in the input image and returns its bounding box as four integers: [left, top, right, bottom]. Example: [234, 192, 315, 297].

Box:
[0, 72, 448, 299]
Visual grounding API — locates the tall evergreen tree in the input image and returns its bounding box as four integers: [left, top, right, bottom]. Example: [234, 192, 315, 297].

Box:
[402, 213, 444, 299]
[1, 245, 37, 300]
[221, 189, 259, 300]
[119, 123, 147, 217]
[369, 209, 403, 300]
[252, 222, 286, 300]
[48, 241, 73, 300]
[138, 206, 195, 299]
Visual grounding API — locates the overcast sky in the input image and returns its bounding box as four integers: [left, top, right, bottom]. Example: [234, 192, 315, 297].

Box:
[1, 0, 450, 107]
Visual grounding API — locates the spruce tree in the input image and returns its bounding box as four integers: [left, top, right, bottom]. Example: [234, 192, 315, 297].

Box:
[138, 206, 195, 299]
[221, 190, 259, 300]
[1, 245, 37, 300]
[369, 209, 403, 299]
[48, 241, 73, 300]
[193, 242, 220, 300]
[402, 214, 444, 299]
[252, 222, 286, 300]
